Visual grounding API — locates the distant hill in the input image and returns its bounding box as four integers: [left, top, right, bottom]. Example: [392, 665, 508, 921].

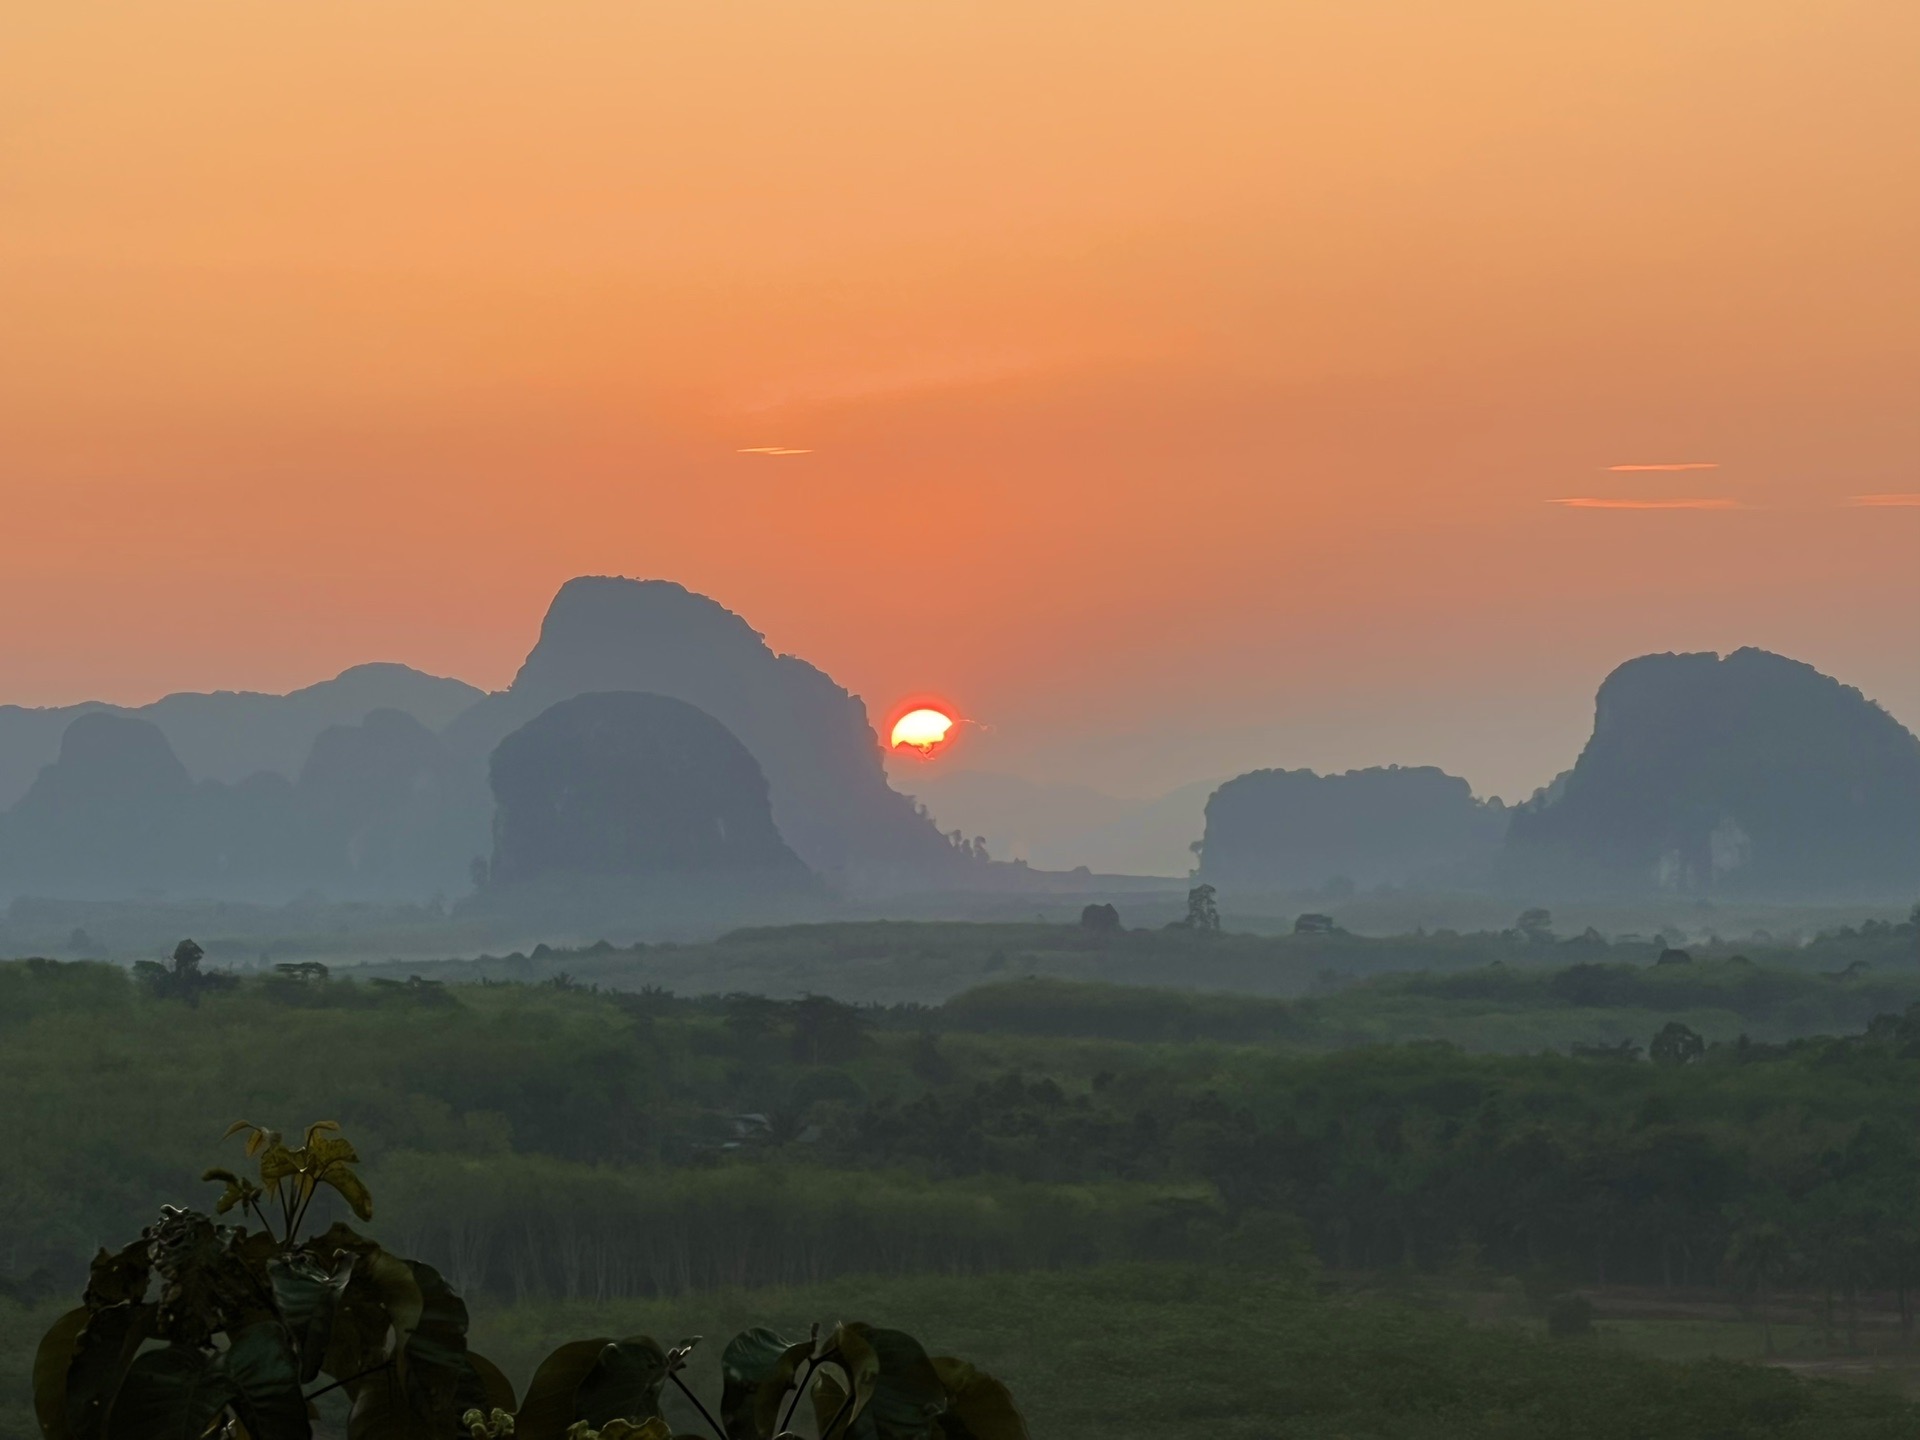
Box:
[445, 577, 955, 885]
[488, 692, 808, 886]
[1196, 765, 1507, 892]
[0, 705, 483, 901]
[294, 707, 491, 894]
[0, 713, 307, 897]
[1506, 648, 1920, 898]
[0, 663, 483, 808]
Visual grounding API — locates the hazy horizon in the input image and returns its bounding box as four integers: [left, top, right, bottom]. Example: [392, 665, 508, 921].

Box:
[4, 617, 1913, 808]
[6, 2, 1920, 808]
[12, 13, 1920, 1426]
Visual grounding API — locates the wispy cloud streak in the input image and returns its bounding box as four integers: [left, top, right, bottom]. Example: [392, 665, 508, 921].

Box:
[1606, 462, 1720, 472]
[1551, 497, 1741, 510]
[1849, 493, 1920, 507]
[737, 446, 813, 456]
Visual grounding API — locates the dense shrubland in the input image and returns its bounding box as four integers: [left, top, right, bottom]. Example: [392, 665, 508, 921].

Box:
[349, 910, 1920, 1004]
[9, 933, 1920, 1326]
[12, 918, 1920, 1436]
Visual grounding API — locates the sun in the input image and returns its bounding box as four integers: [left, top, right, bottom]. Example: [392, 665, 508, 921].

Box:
[890, 706, 955, 757]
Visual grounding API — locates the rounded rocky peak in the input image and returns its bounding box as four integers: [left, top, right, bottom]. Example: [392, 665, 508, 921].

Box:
[1591, 647, 1917, 755]
[298, 707, 446, 796]
[26, 713, 193, 807]
[1514, 647, 1920, 895]
[524, 577, 770, 675]
[488, 691, 806, 885]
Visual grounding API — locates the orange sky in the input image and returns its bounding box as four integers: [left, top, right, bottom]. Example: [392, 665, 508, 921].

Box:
[4, 1, 1918, 797]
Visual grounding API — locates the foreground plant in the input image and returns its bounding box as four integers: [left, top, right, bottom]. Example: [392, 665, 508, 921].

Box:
[34, 1123, 1028, 1440]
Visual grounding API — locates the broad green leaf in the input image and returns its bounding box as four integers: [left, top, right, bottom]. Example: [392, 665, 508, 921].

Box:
[204, 1166, 265, 1216]
[33, 1307, 89, 1440]
[269, 1253, 355, 1384]
[307, 1134, 358, 1167]
[227, 1123, 283, 1161]
[322, 1244, 422, 1387]
[65, 1302, 157, 1440]
[258, 1145, 300, 1201]
[396, 1260, 472, 1428]
[720, 1328, 802, 1440]
[574, 1337, 668, 1430]
[305, 1221, 377, 1255]
[84, 1241, 152, 1308]
[596, 1421, 673, 1440]
[808, 1326, 879, 1440]
[814, 1371, 855, 1440]
[346, 1372, 438, 1440]
[820, 1326, 944, 1440]
[515, 1339, 613, 1440]
[460, 1352, 519, 1417]
[929, 1360, 1028, 1440]
[221, 1323, 312, 1440]
[103, 1345, 234, 1440]
[324, 1164, 375, 1222]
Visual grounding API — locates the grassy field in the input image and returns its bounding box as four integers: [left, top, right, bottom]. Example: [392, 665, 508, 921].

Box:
[351, 914, 1920, 1011]
[12, 1267, 1920, 1439]
[463, 1265, 1920, 1439]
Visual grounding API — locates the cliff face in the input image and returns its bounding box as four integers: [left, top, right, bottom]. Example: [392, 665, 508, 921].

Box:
[487, 692, 807, 885]
[1506, 648, 1920, 897]
[445, 577, 953, 882]
[1197, 764, 1506, 891]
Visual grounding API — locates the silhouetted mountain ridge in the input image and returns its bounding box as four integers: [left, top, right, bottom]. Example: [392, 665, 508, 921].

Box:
[1506, 647, 1920, 897]
[487, 691, 808, 886]
[444, 577, 954, 885]
[0, 662, 483, 809]
[0, 707, 483, 900]
[1197, 764, 1507, 892]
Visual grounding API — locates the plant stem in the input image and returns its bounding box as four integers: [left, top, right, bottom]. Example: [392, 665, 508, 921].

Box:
[303, 1360, 393, 1403]
[288, 1182, 316, 1243]
[669, 1372, 727, 1440]
[777, 1359, 815, 1435]
[822, 1381, 859, 1440]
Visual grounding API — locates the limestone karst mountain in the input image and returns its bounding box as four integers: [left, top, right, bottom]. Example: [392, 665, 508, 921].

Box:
[0, 663, 483, 809]
[487, 691, 808, 886]
[0, 706, 481, 900]
[1505, 648, 1920, 897]
[1196, 764, 1507, 893]
[444, 577, 955, 885]
[0, 580, 959, 902]
[0, 713, 300, 895]
[295, 707, 490, 893]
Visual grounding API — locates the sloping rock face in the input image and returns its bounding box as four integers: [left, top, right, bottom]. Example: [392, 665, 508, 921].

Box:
[1197, 765, 1506, 891]
[446, 577, 952, 882]
[1506, 648, 1920, 897]
[487, 692, 807, 885]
